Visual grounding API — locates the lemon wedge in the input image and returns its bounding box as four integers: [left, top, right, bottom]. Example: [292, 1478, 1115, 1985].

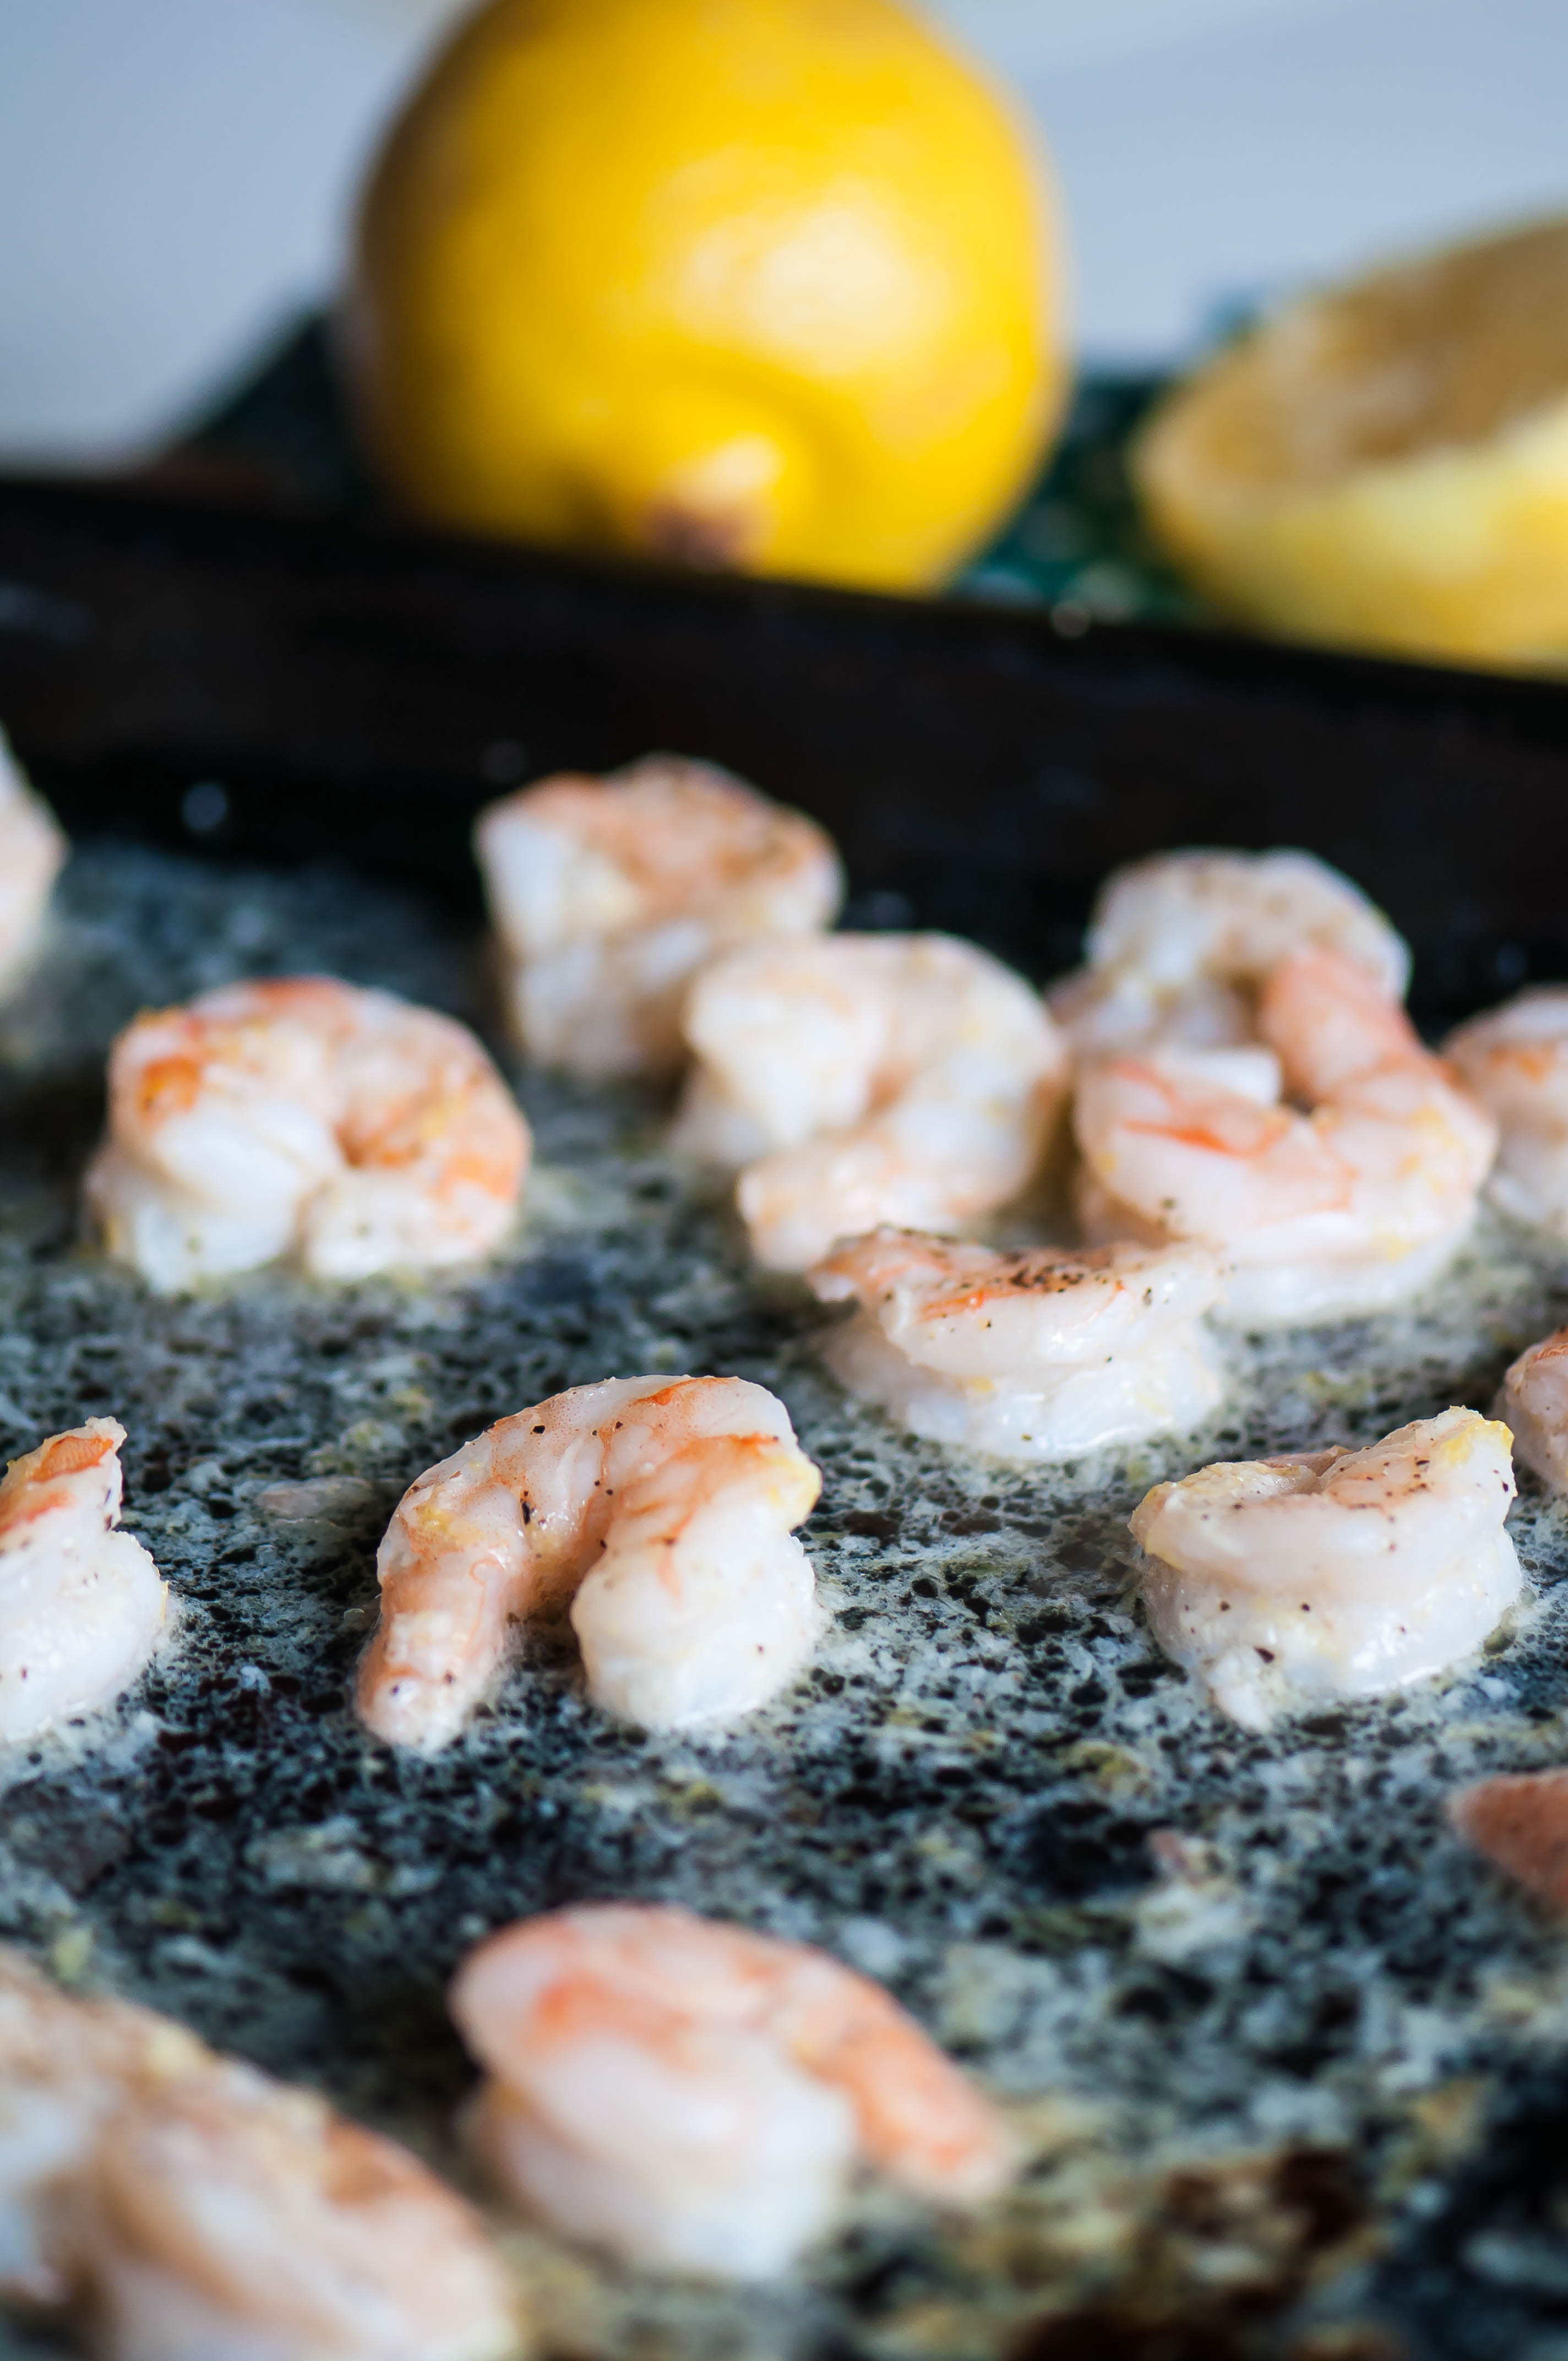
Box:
[1134, 216, 1568, 669]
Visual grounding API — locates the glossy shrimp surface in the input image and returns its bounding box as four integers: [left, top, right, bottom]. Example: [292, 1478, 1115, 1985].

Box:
[1445, 988, 1568, 1234]
[1499, 1323, 1568, 1488]
[475, 755, 842, 1079]
[808, 1226, 1227, 1459]
[357, 1375, 822, 1754]
[672, 933, 1068, 1272]
[82, 2063, 521, 2361]
[449, 1903, 1014, 2278]
[0, 1947, 521, 2361]
[1074, 944, 1497, 1323]
[86, 978, 531, 1292]
[1049, 846, 1409, 1058]
[0, 728, 66, 987]
[0, 1419, 165, 1744]
[0, 1948, 194, 2310]
[1130, 1407, 1520, 1728]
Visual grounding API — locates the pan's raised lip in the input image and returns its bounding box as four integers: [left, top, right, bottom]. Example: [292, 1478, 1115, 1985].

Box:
[2, 463, 1567, 737]
[2, 465, 1566, 1043]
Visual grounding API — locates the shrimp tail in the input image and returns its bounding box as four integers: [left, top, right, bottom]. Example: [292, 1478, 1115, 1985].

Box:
[357, 1486, 531, 1753]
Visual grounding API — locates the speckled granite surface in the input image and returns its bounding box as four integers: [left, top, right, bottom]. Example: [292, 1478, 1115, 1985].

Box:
[8, 846, 1568, 2359]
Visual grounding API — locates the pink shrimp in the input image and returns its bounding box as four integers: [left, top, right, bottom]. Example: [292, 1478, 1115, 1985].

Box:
[0, 1946, 520, 2360]
[0, 1418, 166, 1743]
[80, 2061, 521, 2361]
[1445, 987, 1568, 1234]
[1500, 1323, 1568, 1488]
[449, 1902, 1014, 2278]
[1048, 846, 1409, 1059]
[356, 1375, 822, 1754]
[807, 1225, 1227, 1457]
[475, 755, 842, 1078]
[86, 977, 530, 1291]
[1130, 1407, 1520, 1728]
[0, 1947, 197, 2309]
[1074, 944, 1497, 1323]
[672, 932, 1068, 1271]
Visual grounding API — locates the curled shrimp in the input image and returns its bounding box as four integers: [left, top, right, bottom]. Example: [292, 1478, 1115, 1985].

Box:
[0, 728, 66, 987]
[1130, 1407, 1520, 1728]
[807, 1226, 1227, 1459]
[0, 1947, 197, 2309]
[81, 2061, 520, 2361]
[1449, 1767, 1568, 1914]
[475, 755, 842, 1079]
[1048, 846, 1409, 1058]
[86, 978, 531, 1292]
[1499, 1324, 1568, 1488]
[672, 933, 1068, 1272]
[0, 1418, 165, 1744]
[1445, 988, 1568, 1234]
[0, 1946, 521, 2361]
[1074, 944, 1497, 1323]
[449, 1903, 1014, 2279]
[356, 1375, 822, 1754]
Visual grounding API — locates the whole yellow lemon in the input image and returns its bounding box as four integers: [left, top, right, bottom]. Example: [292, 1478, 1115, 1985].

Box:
[342, 0, 1064, 590]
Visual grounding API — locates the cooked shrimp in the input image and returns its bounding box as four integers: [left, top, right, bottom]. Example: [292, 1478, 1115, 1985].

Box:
[1445, 988, 1568, 1234]
[81, 2060, 521, 2361]
[1129, 1407, 1520, 1729]
[807, 1226, 1227, 1459]
[0, 1419, 165, 1744]
[356, 1375, 821, 1754]
[1049, 846, 1408, 1058]
[0, 1947, 520, 2361]
[0, 727, 66, 986]
[449, 1903, 1013, 2278]
[86, 978, 530, 1292]
[1449, 1767, 1568, 1913]
[1074, 944, 1498, 1323]
[0, 1949, 196, 2309]
[475, 755, 843, 1079]
[672, 933, 1068, 1272]
[1499, 1324, 1568, 1488]
[1086, 847, 1409, 998]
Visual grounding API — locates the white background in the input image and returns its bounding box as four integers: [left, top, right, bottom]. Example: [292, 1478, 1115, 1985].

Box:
[4, 0, 1567, 455]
